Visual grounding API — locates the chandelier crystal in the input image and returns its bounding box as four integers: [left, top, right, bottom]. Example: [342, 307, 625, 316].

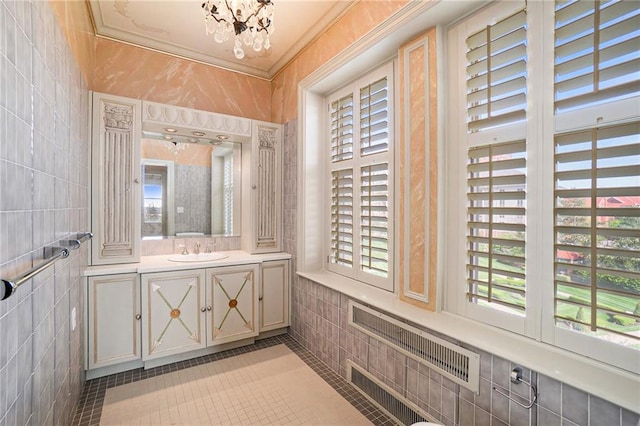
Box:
[202, 0, 274, 60]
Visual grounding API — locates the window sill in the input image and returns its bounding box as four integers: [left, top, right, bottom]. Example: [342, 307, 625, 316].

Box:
[297, 269, 640, 414]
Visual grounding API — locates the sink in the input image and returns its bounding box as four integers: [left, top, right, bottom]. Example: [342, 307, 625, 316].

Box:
[168, 253, 229, 262]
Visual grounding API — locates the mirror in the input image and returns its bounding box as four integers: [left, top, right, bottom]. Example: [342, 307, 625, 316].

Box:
[141, 138, 242, 239]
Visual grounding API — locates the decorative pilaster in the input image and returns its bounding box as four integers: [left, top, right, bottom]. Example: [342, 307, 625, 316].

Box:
[91, 92, 141, 265]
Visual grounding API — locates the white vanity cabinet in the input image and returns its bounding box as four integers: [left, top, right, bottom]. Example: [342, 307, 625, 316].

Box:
[259, 260, 290, 332]
[141, 269, 207, 360]
[87, 274, 141, 370]
[84, 253, 289, 377]
[90, 92, 142, 265]
[242, 121, 283, 254]
[207, 264, 260, 345]
[142, 264, 259, 359]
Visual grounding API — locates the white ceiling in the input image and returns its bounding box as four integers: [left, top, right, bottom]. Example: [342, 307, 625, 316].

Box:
[88, 0, 355, 80]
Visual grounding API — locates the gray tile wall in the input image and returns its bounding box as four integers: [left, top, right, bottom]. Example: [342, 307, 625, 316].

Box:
[174, 164, 212, 235]
[282, 119, 640, 426]
[282, 119, 297, 274]
[0, 1, 90, 425]
[290, 277, 640, 426]
[140, 235, 240, 256]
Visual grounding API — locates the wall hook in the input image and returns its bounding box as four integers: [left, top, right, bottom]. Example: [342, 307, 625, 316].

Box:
[492, 367, 538, 409]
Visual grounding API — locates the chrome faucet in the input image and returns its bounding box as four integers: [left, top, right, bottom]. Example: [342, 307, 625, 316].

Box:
[193, 241, 200, 254]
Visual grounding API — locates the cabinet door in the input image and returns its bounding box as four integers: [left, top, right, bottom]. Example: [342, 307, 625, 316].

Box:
[91, 92, 142, 265]
[142, 270, 206, 360]
[88, 274, 141, 369]
[260, 260, 290, 332]
[242, 121, 282, 254]
[207, 264, 259, 345]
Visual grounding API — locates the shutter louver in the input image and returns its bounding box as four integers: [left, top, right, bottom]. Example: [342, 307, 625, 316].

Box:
[361, 163, 389, 278]
[331, 169, 354, 267]
[554, 121, 640, 345]
[554, 0, 640, 112]
[360, 77, 389, 156]
[331, 95, 354, 163]
[467, 140, 527, 314]
[466, 9, 527, 133]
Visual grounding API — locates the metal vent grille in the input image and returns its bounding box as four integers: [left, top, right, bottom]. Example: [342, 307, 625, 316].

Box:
[349, 301, 480, 392]
[348, 361, 436, 425]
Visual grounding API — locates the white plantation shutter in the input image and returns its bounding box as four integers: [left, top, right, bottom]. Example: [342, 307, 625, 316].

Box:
[360, 78, 389, 155]
[223, 154, 233, 234]
[331, 169, 354, 267]
[462, 5, 529, 322]
[449, 0, 639, 371]
[554, 120, 640, 345]
[466, 9, 527, 133]
[359, 76, 390, 280]
[467, 141, 527, 314]
[360, 163, 389, 278]
[554, 0, 640, 113]
[552, 0, 640, 357]
[327, 63, 393, 289]
[331, 94, 354, 162]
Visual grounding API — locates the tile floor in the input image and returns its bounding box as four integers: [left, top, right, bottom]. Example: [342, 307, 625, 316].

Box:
[72, 334, 396, 425]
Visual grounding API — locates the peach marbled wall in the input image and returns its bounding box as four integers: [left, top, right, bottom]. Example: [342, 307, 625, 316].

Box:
[270, 0, 410, 124]
[407, 44, 426, 296]
[49, 0, 96, 85]
[52, 0, 408, 124]
[398, 28, 438, 311]
[92, 38, 271, 121]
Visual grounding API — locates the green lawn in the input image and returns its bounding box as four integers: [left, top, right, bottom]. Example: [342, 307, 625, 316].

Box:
[470, 259, 640, 343]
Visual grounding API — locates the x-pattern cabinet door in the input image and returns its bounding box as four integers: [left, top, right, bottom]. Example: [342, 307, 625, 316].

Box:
[142, 269, 206, 360]
[206, 264, 259, 346]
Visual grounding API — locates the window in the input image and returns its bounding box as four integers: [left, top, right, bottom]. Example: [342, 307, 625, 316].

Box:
[468, 141, 527, 316]
[143, 179, 163, 223]
[554, 122, 640, 348]
[142, 164, 168, 238]
[552, 0, 640, 351]
[449, 1, 530, 332]
[447, 0, 639, 371]
[326, 62, 394, 290]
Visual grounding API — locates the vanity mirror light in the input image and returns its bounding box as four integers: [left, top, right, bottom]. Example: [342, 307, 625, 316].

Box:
[141, 138, 242, 239]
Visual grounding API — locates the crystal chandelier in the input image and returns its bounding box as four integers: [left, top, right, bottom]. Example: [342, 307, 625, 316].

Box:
[165, 141, 188, 155]
[201, 0, 274, 60]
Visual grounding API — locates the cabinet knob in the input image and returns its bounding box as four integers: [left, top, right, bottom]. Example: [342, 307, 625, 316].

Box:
[134, 178, 140, 183]
[252, 184, 257, 189]
[200, 307, 206, 312]
[207, 306, 212, 311]
[259, 296, 263, 301]
[135, 314, 142, 320]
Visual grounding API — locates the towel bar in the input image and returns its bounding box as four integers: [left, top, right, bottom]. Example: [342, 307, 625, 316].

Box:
[1, 247, 68, 300]
[60, 232, 94, 250]
[492, 367, 538, 409]
[1, 232, 93, 301]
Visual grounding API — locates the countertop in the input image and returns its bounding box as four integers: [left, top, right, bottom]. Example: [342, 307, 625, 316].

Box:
[84, 250, 292, 276]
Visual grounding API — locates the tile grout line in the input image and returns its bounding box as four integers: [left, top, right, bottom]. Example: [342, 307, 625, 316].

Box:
[71, 333, 395, 426]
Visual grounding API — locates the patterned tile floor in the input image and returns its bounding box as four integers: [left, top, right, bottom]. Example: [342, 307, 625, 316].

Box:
[72, 334, 396, 425]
